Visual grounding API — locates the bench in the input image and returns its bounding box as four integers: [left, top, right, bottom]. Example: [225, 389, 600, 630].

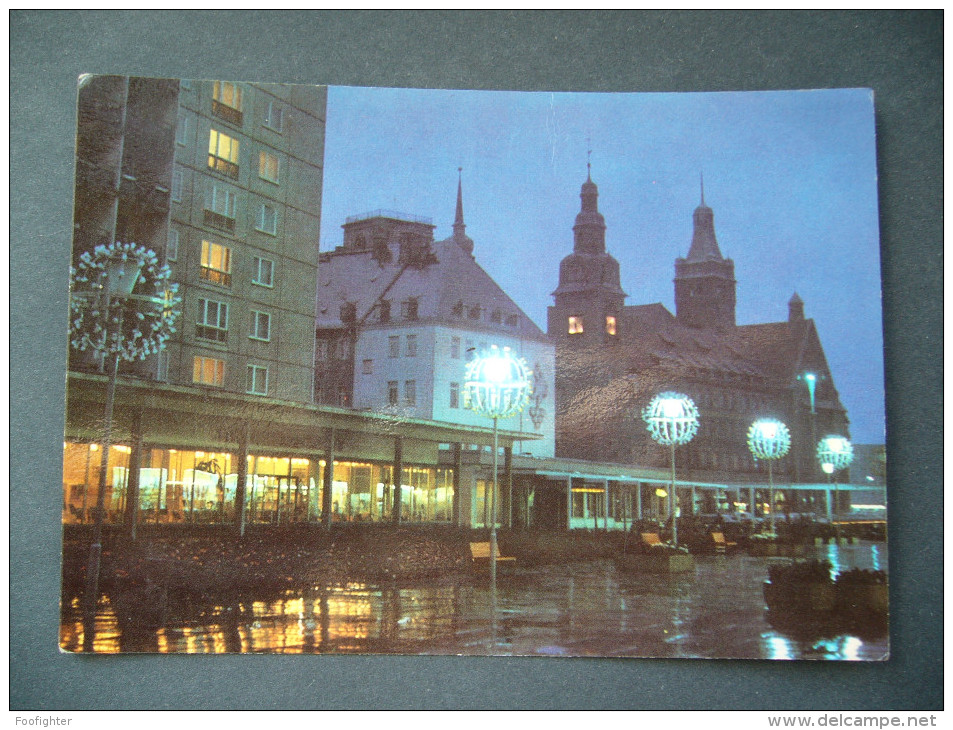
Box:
[470, 541, 516, 569]
[641, 532, 664, 548]
[711, 531, 738, 554]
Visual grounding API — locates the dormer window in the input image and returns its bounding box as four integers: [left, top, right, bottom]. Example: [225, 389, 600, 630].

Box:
[402, 298, 418, 321]
[568, 316, 584, 334]
[467, 305, 481, 320]
[451, 300, 464, 317]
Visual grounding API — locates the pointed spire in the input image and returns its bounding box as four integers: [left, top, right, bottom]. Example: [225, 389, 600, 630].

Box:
[587, 136, 592, 181]
[700, 171, 706, 206]
[451, 167, 474, 255]
[788, 291, 805, 322]
[686, 177, 723, 262]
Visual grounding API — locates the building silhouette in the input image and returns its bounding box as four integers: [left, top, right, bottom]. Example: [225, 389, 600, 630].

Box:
[548, 170, 851, 518]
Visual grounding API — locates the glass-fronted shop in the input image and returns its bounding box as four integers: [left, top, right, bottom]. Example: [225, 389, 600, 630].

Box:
[62, 442, 454, 525]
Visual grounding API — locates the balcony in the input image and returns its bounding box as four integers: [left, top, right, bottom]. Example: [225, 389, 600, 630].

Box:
[208, 155, 239, 180]
[203, 209, 236, 234]
[200, 266, 232, 287]
[211, 99, 243, 127]
[196, 324, 228, 344]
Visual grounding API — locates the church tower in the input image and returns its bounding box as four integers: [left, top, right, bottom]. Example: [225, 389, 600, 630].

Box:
[548, 164, 627, 346]
[674, 177, 736, 329]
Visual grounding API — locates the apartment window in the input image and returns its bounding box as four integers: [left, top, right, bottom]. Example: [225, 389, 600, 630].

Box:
[450, 336, 461, 359]
[256, 203, 278, 235]
[246, 365, 269, 395]
[200, 240, 232, 286]
[404, 380, 416, 407]
[450, 382, 460, 409]
[204, 184, 237, 232]
[606, 315, 617, 336]
[252, 256, 274, 287]
[315, 340, 328, 361]
[405, 334, 417, 357]
[402, 298, 419, 321]
[336, 339, 349, 360]
[171, 168, 183, 203]
[263, 100, 283, 132]
[258, 151, 280, 184]
[467, 305, 481, 320]
[568, 315, 584, 334]
[362, 359, 373, 375]
[249, 311, 271, 341]
[208, 129, 240, 179]
[193, 356, 225, 387]
[388, 336, 400, 358]
[176, 111, 189, 145]
[337, 386, 349, 408]
[212, 81, 243, 125]
[490, 308, 502, 324]
[196, 299, 228, 343]
[166, 228, 179, 262]
[387, 381, 399, 406]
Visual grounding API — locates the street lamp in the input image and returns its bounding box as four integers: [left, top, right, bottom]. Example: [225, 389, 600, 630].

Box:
[746, 418, 792, 535]
[69, 241, 179, 651]
[463, 345, 532, 583]
[817, 435, 854, 526]
[642, 392, 699, 546]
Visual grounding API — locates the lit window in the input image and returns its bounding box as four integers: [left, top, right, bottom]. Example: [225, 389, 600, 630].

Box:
[337, 386, 349, 407]
[166, 228, 179, 262]
[256, 203, 277, 235]
[568, 316, 584, 334]
[171, 168, 183, 202]
[193, 356, 225, 386]
[404, 380, 416, 407]
[212, 81, 243, 125]
[208, 129, 240, 178]
[252, 256, 274, 287]
[606, 315, 617, 336]
[450, 336, 461, 359]
[405, 334, 417, 357]
[200, 240, 232, 286]
[362, 359, 373, 375]
[387, 381, 398, 406]
[258, 151, 280, 184]
[246, 365, 268, 395]
[450, 382, 460, 409]
[263, 100, 283, 132]
[176, 111, 189, 145]
[388, 336, 400, 358]
[249, 311, 271, 341]
[196, 299, 228, 343]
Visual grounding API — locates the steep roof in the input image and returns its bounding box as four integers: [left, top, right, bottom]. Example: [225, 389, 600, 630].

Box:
[317, 233, 548, 342]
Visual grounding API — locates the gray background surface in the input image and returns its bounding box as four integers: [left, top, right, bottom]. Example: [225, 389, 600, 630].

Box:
[11, 10, 942, 710]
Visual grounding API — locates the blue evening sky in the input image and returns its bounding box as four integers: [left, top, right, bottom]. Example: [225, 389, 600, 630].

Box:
[318, 86, 885, 445]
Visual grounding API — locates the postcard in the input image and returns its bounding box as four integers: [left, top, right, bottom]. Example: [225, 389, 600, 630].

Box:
[60, 78, 887, 658]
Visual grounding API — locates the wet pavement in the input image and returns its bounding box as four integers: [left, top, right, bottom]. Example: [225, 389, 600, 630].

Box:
[61, 541, 888, 660]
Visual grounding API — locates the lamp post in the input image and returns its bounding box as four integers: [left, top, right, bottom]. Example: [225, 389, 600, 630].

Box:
[642, 392, 699, 546]
[817, 435, 854, 531]
[746, 418, 792, 536]
[463, 345, 532, 584]
[69, 242, 179, 651]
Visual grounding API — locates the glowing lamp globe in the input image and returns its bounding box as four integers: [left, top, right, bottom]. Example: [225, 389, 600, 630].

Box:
[747, 419, 792, 461]
[642, 392, 699, 446]
[817, 435, 854, 472]
[463, 345, 532, 420]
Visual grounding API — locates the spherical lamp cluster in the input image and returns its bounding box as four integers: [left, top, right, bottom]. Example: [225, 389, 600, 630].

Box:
[817, 435, 854, 474]
[642, 392, 699, 446]
[747, 418, 792, 461]
[463, 345, 533, 419]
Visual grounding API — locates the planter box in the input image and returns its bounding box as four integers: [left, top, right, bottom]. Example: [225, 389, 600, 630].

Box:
[763, 580, 836, 613]
[617, 552, 695, 574]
